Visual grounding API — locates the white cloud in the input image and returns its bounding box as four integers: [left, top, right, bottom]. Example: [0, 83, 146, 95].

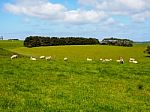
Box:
[4, 0, 150, 25]
[117, 0, 146, 10]
[4, 0, 109, 24]
[78, 0, 150, 21]
[94, 0, 147, 12]
[4, 0, 66, 20]
[64, 10, 108, 24]
[132, 11, 150, 22]
[103, 18, 116, 25]
[78, 0, 98, 6]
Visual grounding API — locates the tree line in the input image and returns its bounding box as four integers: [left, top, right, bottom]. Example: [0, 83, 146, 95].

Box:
[24, 36, 100, 47]
[100, 37, 133, 47]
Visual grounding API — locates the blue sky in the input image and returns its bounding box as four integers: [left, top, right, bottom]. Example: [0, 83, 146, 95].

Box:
[0, 0, 150, 41]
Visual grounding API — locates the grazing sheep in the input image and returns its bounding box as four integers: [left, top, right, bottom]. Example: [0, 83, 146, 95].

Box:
[45, 56, 52, 60]
[100, 58, 103, 61]
[87, 58, 92, 61]
[11, 55, 18, 59]
[105, 59, 111, 62]
[30, 57, 36, 61]
[102, 59, 112, 62]
[116, 57, 124, 64]
[40, 56, 45, 59]
[129, 58, 138, 64]
[120, 60, 124, 64]
[132, 60, 138, 64]
[105, 59, 109, 61]
[116, 60, 121, 62]
[129, 58, 135, 62]
[129, 58, 135, 61]
[64, 57, 68, 61]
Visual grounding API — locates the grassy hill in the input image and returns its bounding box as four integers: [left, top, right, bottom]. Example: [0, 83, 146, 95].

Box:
[0, 40, 150, 111]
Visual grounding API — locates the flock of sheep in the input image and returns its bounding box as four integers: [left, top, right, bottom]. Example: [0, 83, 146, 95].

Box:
[87, 57, 138, 64]
[11, 55, 68, 61]
[11, 54, 138, 64]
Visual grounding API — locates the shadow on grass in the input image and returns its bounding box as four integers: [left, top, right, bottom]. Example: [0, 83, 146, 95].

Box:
[0, 48, 28, 58]
[144, 55, 150, 57]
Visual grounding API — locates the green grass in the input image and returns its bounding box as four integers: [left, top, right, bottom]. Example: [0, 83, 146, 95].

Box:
[11, 44, 148, 61]
[0, 40, 23, 49]
[0, 40, 150, 111]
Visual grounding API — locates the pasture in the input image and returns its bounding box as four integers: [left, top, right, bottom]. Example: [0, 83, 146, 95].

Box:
[0, 40, 150, 111]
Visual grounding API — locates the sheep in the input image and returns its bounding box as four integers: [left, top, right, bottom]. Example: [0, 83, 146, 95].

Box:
[129, 58, 138, 64]
[64, 57, 68, 61]
[132, 60, 138, 64]
[30, 57, 36, 61]
[87, 58, 92, 61]
[102, 59, 112, 62]
[105, 59, 109, 61]
[40, 56, 45, 59]
[116, 60, 121, 62]
[116, 60, 124, 64]
[45, 56, 52, 60]
[116, 57, 124, 64]
[129, 58, 135, 62]
[105, 59, 112, 62]
[120, 57, 124, 64]
[11, 55, 18, 59]
[100, 58, 103, 61]
[129, 58, 135, 61]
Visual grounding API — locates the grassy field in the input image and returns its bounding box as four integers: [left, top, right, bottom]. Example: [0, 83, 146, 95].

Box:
[0, 40, 150, 111]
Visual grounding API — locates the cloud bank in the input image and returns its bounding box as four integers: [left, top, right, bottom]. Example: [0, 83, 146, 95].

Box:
[5, 0, 150, 24]
[4, 0, 110, 24]
[4, 0, 150, 24]
[78, 0, 150, 22]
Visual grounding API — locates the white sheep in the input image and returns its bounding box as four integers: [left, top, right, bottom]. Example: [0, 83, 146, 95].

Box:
[87, 58, 92, 61]
[100, 58, 103, 61]
[129, 58, 138, 64]
[102, 59, 112, 62]
[120, 57, 124, 64]
[129, 58, 135, 62]
[129, 58, 135, 61]
[64, 57, 68, 61]
[116, 60, 121, 62]
[116, 57, 124, 64]
[30, 57, 36, 61]
[45, 56, 52, 60]
[11, 55, 18, 59]
[40, 56, 45, 59]
[105, 59, 111, 62]
[132, 60, 138, 64]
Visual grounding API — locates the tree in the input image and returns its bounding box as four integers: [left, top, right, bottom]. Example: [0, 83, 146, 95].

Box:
[144, 46, 150, 54]
[24, 36, 41, 47]
[24, 36, 100, 47]
[100, 37, 133, 47]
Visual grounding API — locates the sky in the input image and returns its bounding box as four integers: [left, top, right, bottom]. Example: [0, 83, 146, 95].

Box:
[0, 0, 150, 41]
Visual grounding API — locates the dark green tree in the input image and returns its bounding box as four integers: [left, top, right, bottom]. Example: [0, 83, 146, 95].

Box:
[24, 36, 100, 47]
[100, 37, 133, 47]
